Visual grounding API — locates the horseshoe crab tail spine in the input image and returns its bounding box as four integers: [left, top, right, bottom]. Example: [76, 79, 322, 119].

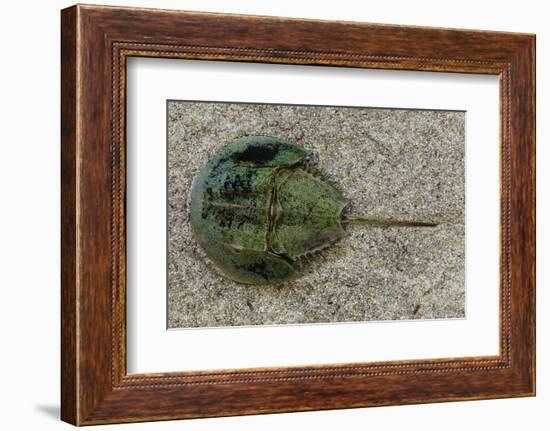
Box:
[342, 214, 437, 228]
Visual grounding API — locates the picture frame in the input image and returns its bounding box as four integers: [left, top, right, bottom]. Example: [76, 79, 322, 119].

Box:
[60, 4, 535, 425]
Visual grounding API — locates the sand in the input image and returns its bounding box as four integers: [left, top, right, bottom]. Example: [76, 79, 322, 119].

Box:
[167, 101, 465, 328]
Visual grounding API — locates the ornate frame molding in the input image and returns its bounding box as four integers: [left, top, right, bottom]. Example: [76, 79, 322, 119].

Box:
[61, 5, 535, 425]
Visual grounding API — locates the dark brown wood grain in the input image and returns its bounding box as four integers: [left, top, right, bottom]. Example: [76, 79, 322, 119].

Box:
[60, 5, 78, 425]
[61, 4, 535, 425]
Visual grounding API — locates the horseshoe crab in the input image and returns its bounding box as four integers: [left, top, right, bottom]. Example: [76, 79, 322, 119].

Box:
[190, 136, 436, 285]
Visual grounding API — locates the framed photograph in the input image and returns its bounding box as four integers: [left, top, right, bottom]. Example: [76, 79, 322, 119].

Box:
[61, 4, 535, 425]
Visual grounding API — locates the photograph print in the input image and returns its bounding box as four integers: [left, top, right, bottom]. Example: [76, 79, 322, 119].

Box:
[166, 100, 465, 329]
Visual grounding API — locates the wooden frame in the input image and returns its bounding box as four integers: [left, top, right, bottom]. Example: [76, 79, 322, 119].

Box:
[61, 4, 535, 426]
